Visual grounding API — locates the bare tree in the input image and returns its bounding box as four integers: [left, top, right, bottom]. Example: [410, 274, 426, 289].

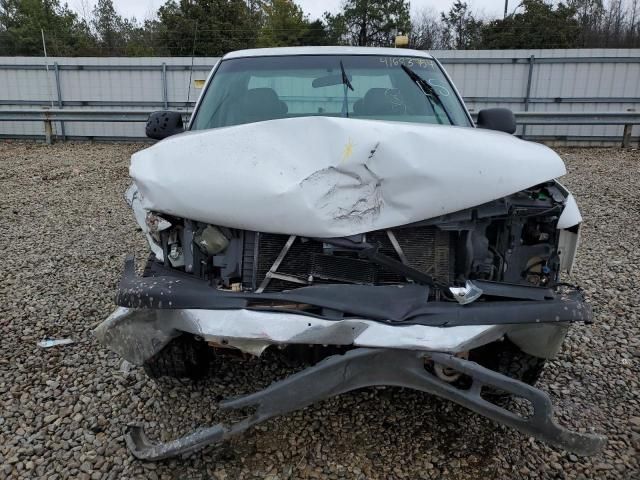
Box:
[440, 1, 483, 49]
[569, 0, 639, 47]
[629, 0, 639, 43]
[409, 7, 445, 50]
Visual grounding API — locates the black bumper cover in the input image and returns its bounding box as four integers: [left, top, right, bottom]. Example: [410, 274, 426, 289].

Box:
[115, 256, 593, 327]
[126, 348, 606, 460]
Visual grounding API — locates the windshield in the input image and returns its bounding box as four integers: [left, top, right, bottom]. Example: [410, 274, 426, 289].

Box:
[191, 55, 471, 130]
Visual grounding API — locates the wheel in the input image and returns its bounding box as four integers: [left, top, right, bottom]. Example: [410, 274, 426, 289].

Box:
[143, 335, 210, 380]
[469, 337, 546, 402]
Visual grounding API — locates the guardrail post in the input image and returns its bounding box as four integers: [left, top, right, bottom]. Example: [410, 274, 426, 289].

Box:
[162, 63, 168, 110]
[53, 62, 66, 141]
[622, 124, 632, 148]
[43, 118, 53, 144]
[521, 55, 535, 139]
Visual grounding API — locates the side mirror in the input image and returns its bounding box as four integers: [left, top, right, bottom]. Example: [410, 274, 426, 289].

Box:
[146, 111, 184, 140]
[476, 108, 516, 134]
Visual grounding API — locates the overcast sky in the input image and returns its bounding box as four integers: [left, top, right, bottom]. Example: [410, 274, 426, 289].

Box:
[70, 0, 507, 23]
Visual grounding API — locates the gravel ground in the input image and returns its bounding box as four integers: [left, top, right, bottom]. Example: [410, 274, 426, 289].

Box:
[0, 141, 638, 480]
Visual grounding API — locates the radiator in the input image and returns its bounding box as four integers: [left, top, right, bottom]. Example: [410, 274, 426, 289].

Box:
[242, 227, 453, 292]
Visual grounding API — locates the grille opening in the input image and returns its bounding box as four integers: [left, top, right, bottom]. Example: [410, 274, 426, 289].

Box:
[243, 227, 453, 292]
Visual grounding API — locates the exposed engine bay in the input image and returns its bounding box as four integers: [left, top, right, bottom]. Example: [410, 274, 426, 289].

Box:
[139, 180, 574, 299]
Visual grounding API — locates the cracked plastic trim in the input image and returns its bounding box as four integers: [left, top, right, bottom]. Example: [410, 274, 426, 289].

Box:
[124, 348, 606, 460]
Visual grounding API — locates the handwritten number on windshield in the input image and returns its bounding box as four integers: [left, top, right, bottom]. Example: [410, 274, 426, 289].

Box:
[379, 57, 435, 69]
[426, 79, 450, 97]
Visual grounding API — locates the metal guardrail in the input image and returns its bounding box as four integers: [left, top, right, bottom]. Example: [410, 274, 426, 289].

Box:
[0, 109, 162, 122]
[0, 109, 191, 144]
[0, 108, 639, 147]
[2, 54, 638, 144]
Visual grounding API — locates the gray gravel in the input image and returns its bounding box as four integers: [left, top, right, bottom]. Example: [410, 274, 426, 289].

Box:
[0, 141, 638, 479]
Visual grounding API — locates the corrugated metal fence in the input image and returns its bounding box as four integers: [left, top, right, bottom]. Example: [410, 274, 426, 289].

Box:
[1, 48, 639, 144]
[0, 57, 214, 139]
[433, 48, 640, 144]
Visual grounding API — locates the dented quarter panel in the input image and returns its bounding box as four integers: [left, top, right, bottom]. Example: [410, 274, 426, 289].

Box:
[557, 193, 582, 229]
[130, 116, 567, 237]
[558, 227, 581, 274]
[555, 187, 582, 273]
[508, 323, 570, 359]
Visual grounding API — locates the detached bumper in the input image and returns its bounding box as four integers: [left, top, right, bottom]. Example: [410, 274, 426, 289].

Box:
[124, 348, 606, 460]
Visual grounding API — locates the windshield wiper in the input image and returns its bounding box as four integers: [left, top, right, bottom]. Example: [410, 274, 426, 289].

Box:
[339, 60, 354, 118]
[400, 64, 454, 125]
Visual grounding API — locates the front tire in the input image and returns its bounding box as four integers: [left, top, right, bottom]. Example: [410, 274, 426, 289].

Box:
[143, 335, 210, 380]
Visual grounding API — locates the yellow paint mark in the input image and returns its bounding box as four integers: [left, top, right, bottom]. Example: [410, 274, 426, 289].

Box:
[341, 138, 354, 163]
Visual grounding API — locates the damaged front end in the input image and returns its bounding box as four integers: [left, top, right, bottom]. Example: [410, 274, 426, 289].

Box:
[82, 45, 608, 459]
[105, 173, 589, 360]
[107, 185, 590, 343]
[92, 88, 605, 456]
[126, 349, 605, 460]
[97, 155, 604, 458]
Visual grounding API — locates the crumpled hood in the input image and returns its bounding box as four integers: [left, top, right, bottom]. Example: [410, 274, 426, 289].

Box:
[130, 116, 566, 237]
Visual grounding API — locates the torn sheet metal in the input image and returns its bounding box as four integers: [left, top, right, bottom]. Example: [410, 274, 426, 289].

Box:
[557, 193, 582, 229]
[96, 306, 511, 364]
[125, 184, 163, 261]
[130, 116, 567, 237]
[125, 348, 606, 460]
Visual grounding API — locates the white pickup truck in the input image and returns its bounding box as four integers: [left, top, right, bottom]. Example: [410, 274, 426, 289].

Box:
[96, 46, 605, 460]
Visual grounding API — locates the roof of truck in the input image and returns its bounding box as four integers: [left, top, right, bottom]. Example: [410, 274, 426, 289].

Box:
[223, 46, 434, 60]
